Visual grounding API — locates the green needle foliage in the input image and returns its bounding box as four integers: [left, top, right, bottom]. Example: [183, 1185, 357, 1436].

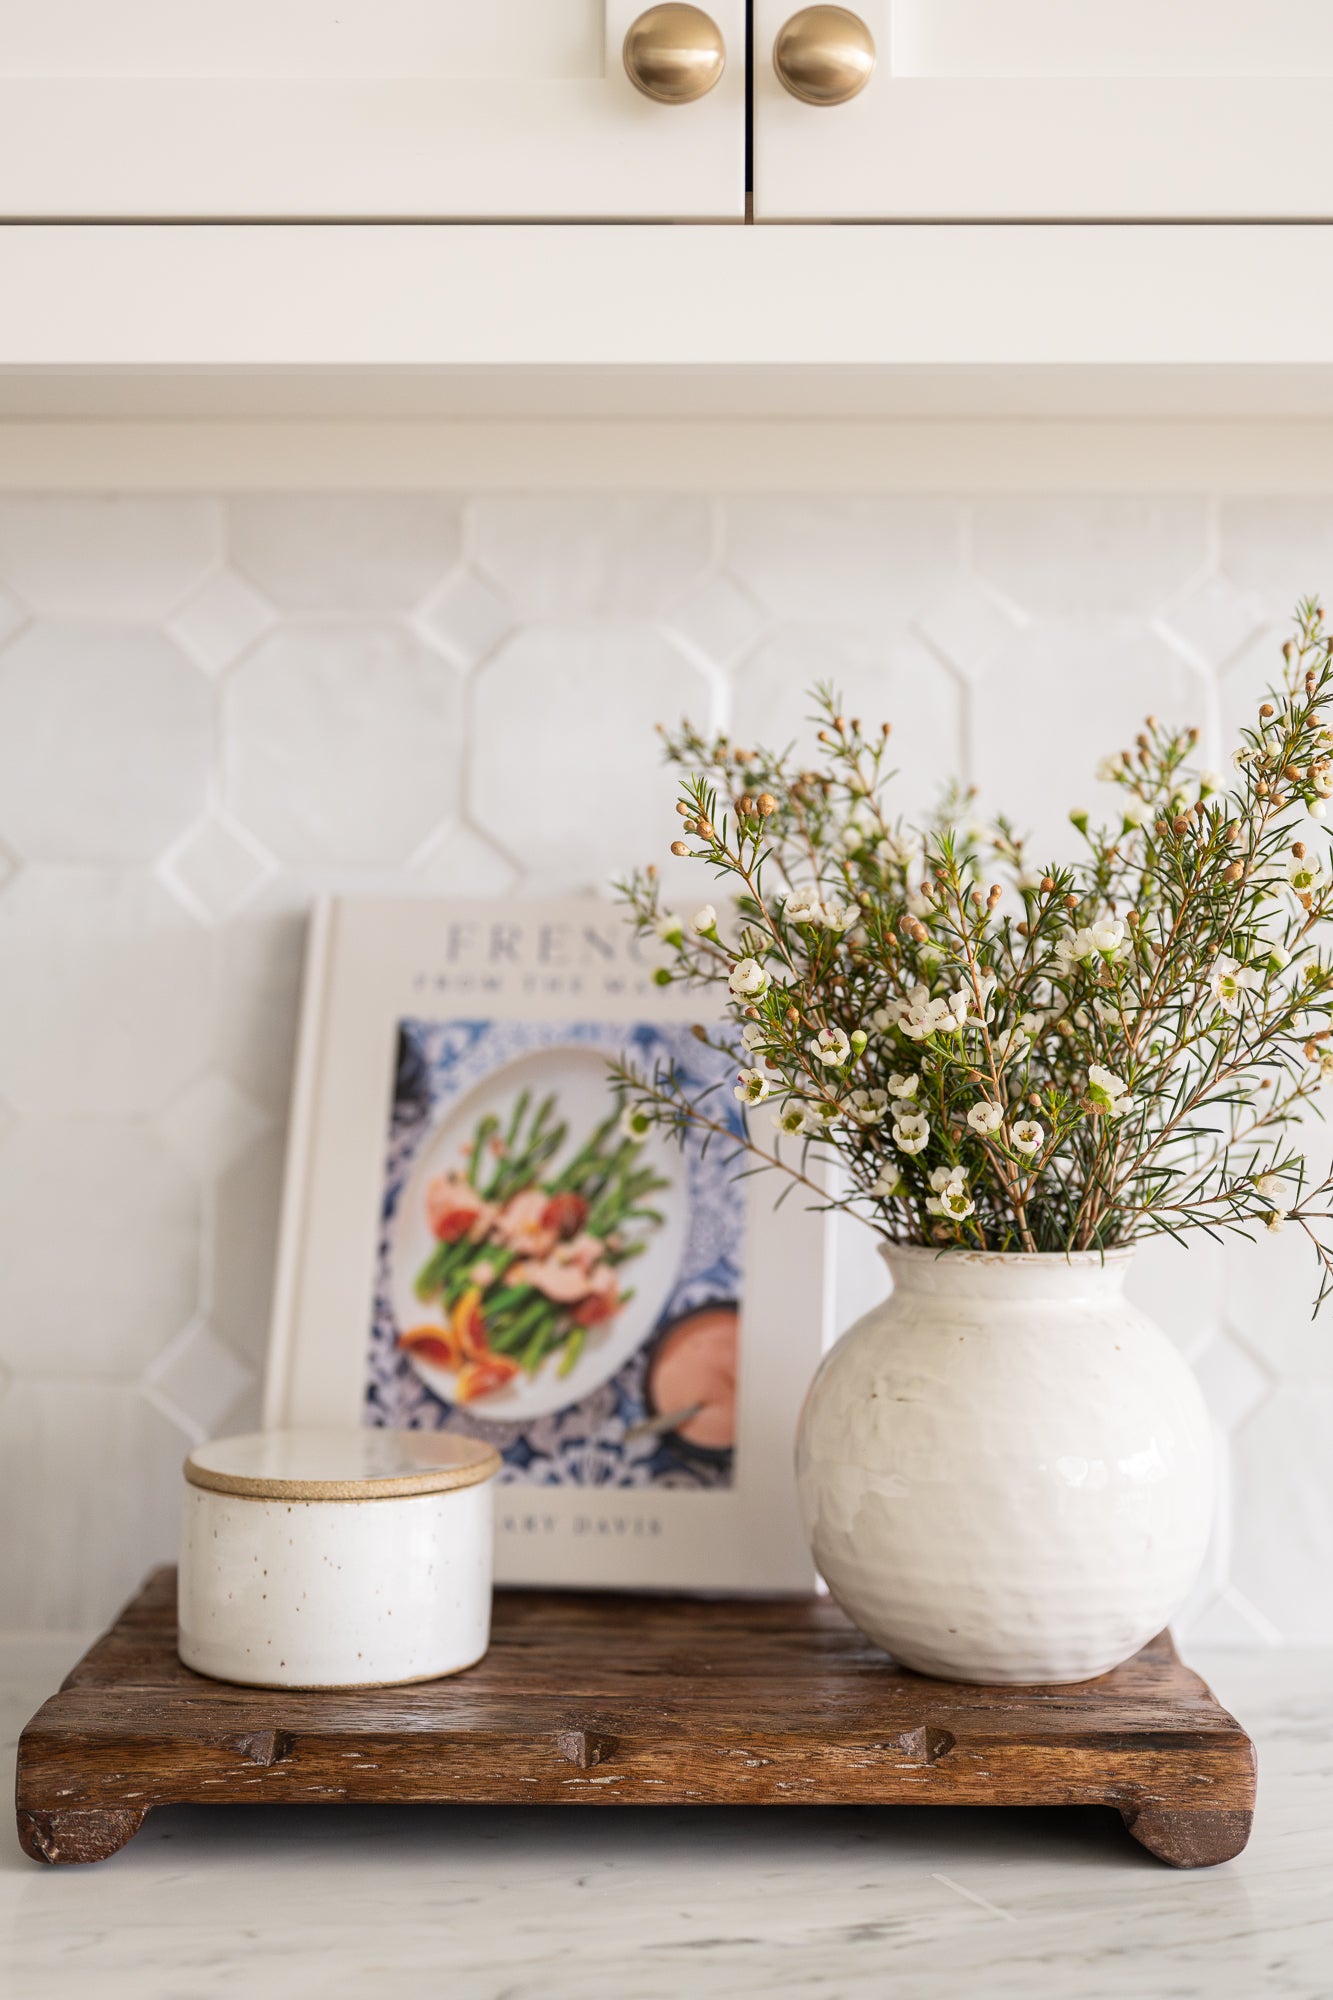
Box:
[614, 602, 1333, 1310]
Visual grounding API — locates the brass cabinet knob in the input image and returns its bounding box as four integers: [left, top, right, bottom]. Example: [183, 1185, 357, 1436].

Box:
[623, 5, 727, 104]
[773, 6, 875, 105]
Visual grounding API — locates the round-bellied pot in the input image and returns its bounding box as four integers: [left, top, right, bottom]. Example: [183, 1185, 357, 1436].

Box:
[795, 1245, 1213, 1685]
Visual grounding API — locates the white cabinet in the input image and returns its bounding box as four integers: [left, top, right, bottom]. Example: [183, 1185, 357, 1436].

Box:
[753, 1, 1333, 219]
[0, 1, 745, 219]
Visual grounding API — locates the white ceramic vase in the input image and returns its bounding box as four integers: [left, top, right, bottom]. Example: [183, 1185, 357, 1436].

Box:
[796, 1245, 1214, 1684]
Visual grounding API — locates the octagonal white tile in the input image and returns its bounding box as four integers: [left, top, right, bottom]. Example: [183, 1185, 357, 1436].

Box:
[666, 572, 767, 666]
[407, 820, 521, 896]
[158, 812, 276, 925]
[1229, 1382, 1333, 1641]
[724, 498, 965, 626]
[1219, 498, 1333, 619]
[1194, 1326, 1273, 1433]
[228, 495, 461, 612]
[471, 624, 714, 889]
[213, 1132, 286, 1372]
[1157, 572, 1268, 672]
[972, 621, 1210, 866]
[0, 497, 222, 620]
[167, 568, 275, 675]
[1221, 1198, 1333, 1381]
[471, 497, 713, 617]
[418, 569, 514, 669]
[145, 1318, 255, 1439]
[0, 1119, 199, 1379]
[1125, 1232, 1225, 1364]
[916, 577, 1024, 685]
[972, 498, 1209, 618]
[0, 623, 214, 864]
[217, 900, 309, 1116]
[0, 867, 215, 1116]
[224, 624, 463, 865]
[1217, 618, 1305, 758]
[0, 1380, 187, 1630]
[730, 626, 963, 821]
[157, 1073, 272, 1179]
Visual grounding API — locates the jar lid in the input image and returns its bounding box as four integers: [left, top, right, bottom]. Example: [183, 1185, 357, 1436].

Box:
[184, 1428, 502, 1501]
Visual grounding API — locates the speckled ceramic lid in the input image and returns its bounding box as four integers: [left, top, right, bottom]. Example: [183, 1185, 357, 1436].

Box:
[184, 1428, 502, 1500]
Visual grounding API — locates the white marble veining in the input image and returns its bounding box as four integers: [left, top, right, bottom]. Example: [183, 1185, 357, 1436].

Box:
[2, 1639, 1329, 1999]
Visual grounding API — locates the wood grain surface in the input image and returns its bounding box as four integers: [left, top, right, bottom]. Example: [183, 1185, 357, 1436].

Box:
[16, 1568, 1257, 1869]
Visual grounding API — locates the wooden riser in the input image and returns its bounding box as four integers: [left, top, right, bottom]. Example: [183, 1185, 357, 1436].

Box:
[16, 1567, 1256, 1869]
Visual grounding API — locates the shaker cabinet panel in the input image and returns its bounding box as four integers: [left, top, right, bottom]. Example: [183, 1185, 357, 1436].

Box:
[0, 1, 745, 219]
[753, 0, 1333, 219]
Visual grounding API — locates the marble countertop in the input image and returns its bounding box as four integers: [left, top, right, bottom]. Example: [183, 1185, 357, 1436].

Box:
[2, 1637, 1329, 2000]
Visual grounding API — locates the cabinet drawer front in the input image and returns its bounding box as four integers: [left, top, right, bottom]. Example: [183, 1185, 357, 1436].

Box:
[754, 0, 1333, 219]
[0, 1, 745, 218]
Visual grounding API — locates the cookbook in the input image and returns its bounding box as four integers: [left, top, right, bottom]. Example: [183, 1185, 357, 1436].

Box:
[262, 896, 831, 1590]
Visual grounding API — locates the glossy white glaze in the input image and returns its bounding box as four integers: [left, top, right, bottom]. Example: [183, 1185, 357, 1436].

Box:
[797, 1246, 1214, 1684]
[177, 1429, 498, 1688]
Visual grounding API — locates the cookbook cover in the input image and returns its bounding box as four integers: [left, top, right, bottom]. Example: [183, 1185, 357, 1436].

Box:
[262, 896, 830, 1590]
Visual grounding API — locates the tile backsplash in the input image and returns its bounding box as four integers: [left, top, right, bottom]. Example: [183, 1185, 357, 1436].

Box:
[2, 488, 1330, 1641]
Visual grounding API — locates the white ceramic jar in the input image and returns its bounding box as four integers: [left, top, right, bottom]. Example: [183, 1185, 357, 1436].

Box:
[796, 1246, 1214, 1685]
[179, 1428, 501, 1689]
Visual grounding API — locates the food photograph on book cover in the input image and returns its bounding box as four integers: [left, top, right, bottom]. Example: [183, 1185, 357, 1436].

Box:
[367, 1017, 746, 1492]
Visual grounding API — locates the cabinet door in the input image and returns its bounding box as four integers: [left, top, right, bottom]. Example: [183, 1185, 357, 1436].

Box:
[754, 1, 1333, 219]
[0, 1, 744, 218]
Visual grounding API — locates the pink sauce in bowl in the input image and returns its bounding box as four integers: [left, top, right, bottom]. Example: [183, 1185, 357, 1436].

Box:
[646, 1305, 739, 1453]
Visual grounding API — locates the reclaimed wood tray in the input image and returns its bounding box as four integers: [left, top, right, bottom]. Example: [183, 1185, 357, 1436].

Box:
[16, 1567, 1256, 1869]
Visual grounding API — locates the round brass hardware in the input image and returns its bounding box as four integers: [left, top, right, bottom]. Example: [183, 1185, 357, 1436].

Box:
[773, 5, 875, 105]
[623, 4, 726, 104]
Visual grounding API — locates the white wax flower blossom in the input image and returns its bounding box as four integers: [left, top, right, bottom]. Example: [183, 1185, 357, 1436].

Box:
[878, 832, 916, 868]
[847, 1088, 889, 1126]
[870, 1167, 905, 1197]
[619, 1105, 653, 1143]
[1289, 854, 1325, 898]
[1095, 754, 1125, 783]
[1312, 763, 1333, 799]
[1121, 800, 1150, 829]
[1210, 954, 1262, 1011]
[839, 809, 876, 852]
[1090, 916, 1128, 958]
[900, 986, 969, 1042]
[809, 1026, 852, 1066]
[1253, 1172, 1285, 1199]
[654, 911, 683, 944]
[772, 1102, 806, 1136]
[784, 888, 824, 926]
[729, 958, 769, 998]
[734, 1067, 771, 1106]
[820, 900, 856, 934]
[1012, 1119, 1044, 1155]
[1265, 1210, 1287, 1234]
[1017, 1010, 1047, 1039]
[887, 1071, 918, 1098]
[966, 1101, 1004, 1135]
[1087, 1062, 1133, 1117]
[801, 1099, 843, 1134]
[691, 904, 717, 934]
[892, 1111, 930, 1155]
[1269, 944, 1291, 972]
[740, 1022, 768, 1053]
[871, 1002, 905, 1031]
[926, 1166, 975, 1221]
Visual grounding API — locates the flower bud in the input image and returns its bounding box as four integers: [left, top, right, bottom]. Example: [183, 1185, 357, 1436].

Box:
[756, 793, 777, 817]
[670, 841, 689, 856]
